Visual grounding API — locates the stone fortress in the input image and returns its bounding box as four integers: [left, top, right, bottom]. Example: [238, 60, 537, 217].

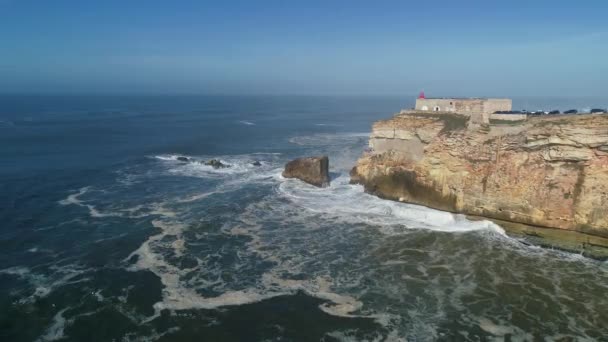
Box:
[406, 92, 526, 124]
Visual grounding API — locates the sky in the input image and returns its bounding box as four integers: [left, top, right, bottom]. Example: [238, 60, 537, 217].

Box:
[0, 0, 607, 96]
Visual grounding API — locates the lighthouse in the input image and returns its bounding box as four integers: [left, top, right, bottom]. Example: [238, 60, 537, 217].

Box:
[418, 90, 425, 99]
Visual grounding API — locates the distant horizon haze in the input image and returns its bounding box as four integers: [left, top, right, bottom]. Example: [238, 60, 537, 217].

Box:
[2, 94, 606, 113]
[1, 0, 607, 96]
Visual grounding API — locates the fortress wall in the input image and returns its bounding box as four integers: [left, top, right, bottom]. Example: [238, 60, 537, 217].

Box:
[415, 99, 512, 114]
[415, 99, 459, 113]
[414, 98, 514, 124]
[483, 99, 513, 114]
[454, 99, 485, 115]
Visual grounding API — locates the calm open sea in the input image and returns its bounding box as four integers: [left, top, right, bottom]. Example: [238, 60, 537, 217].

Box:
[1, 95, 607, 341]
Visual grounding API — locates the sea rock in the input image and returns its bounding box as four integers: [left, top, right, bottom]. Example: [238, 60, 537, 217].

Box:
[283, 156, 330, 187]
[177, 156, 191, 162]
[351, 112, 608, 237]
[205, 159, 229, 169]
[252, 161, 262, 166]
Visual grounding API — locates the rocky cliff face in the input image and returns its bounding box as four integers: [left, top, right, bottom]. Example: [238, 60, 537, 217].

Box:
[351, 112, 608, 237]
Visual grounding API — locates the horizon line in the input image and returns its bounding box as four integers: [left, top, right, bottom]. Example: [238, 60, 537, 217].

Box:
[1, 92, 607, 99]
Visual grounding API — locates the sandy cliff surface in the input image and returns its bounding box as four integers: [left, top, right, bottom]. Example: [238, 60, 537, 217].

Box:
[351, 112, 608, 238]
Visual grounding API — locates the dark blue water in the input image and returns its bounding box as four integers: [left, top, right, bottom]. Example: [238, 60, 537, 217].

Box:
[1, 95, 607, 341]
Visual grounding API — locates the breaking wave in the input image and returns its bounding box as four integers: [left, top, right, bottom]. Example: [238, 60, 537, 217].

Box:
[48, 133, 608, 340]
[278, 174, 505, 235]
[152, 153, 281, 179]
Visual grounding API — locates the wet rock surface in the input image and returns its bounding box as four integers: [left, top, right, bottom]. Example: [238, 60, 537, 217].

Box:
[205, 159, 229, 169]
[283, 156, 330, 187]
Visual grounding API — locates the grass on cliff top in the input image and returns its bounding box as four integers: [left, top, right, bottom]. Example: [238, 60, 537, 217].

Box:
[401, 112, 469, 133]
[489, 118, 527, 126]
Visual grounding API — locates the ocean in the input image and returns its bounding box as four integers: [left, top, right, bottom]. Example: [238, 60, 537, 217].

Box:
[1, 95, 607, 341]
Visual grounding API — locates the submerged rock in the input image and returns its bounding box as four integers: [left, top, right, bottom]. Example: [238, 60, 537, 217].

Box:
[283, 156, 330, 187]
[252, 161, 262, 166]
[351, 112, 608, 237]
[205, 159, 229, 169]
[177, 156, 191, 162]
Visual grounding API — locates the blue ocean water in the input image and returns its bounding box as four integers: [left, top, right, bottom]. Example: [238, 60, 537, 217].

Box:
[1, 95, 607, 341]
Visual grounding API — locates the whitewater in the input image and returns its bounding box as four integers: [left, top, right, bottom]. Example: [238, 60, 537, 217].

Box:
[2, 95, 607, 341]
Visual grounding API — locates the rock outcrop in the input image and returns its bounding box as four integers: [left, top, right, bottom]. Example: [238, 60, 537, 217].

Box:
[205, 159, 229, 169]
[283, 156, 330, 187]
[351, 112, 608, 237]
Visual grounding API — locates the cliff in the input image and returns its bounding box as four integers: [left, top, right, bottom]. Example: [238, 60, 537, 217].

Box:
[351, 112, 608, 238]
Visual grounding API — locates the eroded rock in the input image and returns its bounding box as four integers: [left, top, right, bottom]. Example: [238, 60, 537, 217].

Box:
[283, 156, 330, 187]
[351, 113, 608, 237]
[205, 159, 229, 169]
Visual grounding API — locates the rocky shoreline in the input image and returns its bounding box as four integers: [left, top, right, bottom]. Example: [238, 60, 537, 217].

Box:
[351, 111, 608, 257]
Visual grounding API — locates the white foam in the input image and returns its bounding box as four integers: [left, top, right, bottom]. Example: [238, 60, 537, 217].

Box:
[148, 204, 178, 218]
[288, 132, 370, 146]
[123, 327, 181, 342]
[0, 266, 31, 277]
[1, 264, 90, 304]
[154, 153, 281, 180]
[58, 187, 90, 206]
[119, 167, 386, 320]
[175, 191, 217, 203]
[36, 308, 69, 342]
[238, 120, 255, 125]
[277, 174, 505, 235]
[93, 290, 104, 302]
[150, 153, 288, 187]
[126, 218, 293, 318]
[168, 160, 246, 177]
[219, 201, 398, 323]
[153, 154, 188, 161]
[474, 317, 534, 340]
[110, 137, 608, 340]
[58, 187, 123, 218]
[155, 288, 288, 312]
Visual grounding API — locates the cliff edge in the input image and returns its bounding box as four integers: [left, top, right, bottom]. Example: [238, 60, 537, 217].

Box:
[351, 112, 608, 237]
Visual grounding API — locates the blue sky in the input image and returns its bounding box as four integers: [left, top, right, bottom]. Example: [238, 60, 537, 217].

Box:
[1, 0, 607, 96]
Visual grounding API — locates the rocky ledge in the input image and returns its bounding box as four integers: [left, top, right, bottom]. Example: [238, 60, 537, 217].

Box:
[351, 112, 608, 240]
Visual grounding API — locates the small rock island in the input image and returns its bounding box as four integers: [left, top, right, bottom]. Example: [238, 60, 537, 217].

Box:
[351, 95, 608, 239]
[283, 156, 330, 187]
